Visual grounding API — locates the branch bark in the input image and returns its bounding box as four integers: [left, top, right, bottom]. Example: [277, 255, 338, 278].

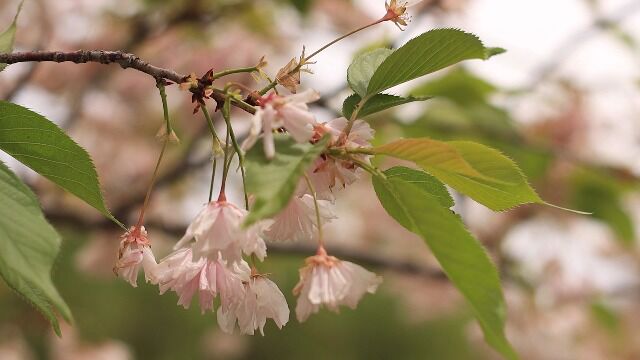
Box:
[0, 50, 256, 114]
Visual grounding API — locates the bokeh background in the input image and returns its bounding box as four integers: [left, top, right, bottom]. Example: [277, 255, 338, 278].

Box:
[2, 0, 640, 359]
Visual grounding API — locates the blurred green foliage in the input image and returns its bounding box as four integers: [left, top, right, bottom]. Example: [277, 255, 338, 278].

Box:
[570, 168, 636, 244]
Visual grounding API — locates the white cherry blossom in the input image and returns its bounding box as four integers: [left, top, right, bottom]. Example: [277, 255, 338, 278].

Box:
[263, 194, 335, 242]
[242, 89, 320, 159]
[114, 226, 157, 287]
[305, 118, 374, 199]
[152, 248, 245, 313]
[293, 249, 382, 322]
[174, 201, 266, 263]
[217, 263, 290, 335]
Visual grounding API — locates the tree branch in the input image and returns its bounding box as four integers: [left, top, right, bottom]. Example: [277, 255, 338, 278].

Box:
[0, 50, 256, 114]
[0, 50, 184, 82]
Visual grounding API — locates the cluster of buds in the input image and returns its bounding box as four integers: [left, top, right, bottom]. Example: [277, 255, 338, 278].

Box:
[180, 70, 216, 114]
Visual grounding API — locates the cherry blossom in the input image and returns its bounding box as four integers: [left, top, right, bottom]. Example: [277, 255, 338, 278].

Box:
[152, 248, 245, 313]
[218, 263, 290, 335]
[114, 226, 157, 287]
[383, 0, 423, 30]
[293, 249, 382, 322]
[173, 201, 267, 263]
[242, 89, 320, 159]
[306, 118, 374, 199]
[263, 194, 335, 242]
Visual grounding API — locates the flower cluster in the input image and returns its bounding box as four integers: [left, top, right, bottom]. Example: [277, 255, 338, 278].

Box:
[115, 85, 382, 334]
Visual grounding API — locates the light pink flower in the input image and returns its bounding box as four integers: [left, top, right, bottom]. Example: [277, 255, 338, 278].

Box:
[383, 0, 423, 29]
[152, 248, 245, 313]
[242, 89, 320, 159]
[263, 194, 335, 242]
[218, 266, 290, 335]
[293, 250, 382, 322]
[305, 118, 374, 199]
[174, 201, 266, 263]
[114, 226, 157, 287]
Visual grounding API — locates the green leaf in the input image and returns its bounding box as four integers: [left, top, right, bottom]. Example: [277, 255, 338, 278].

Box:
[484, 47, 506, 58]
[347, 48, 393, 97]
[342, 93, 432, 119]
[367, 29, 498, 95]
[244, 134, 329, 226]
[0, 101, 120, 225]
[374, 138, 542, 211]
[0, 161, 71, 336]
[372, 173, 517, 360]
[0, 0, 23, 72]
[383, 166, 453, 208]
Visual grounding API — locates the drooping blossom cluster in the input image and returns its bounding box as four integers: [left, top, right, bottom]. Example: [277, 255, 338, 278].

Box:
[115, 85, 383, 333]
[240, 89, 383, 322]
[107, 0, 423, 332]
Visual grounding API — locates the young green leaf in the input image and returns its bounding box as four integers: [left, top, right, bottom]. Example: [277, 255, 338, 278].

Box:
[347, 48, 393, 97]
[374, 138, 542, 211]
[367, 29, 499, 95]
[0, 0, 24, 72]
[243, 134, 329, 226]
[0, 101, 121, 225]
[0, 161, 71, 336]
[342, 93, 432, 119]
[372, 173, 518, 360]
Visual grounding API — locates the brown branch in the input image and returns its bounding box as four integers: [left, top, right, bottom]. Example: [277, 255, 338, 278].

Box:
[0, 50, 256, 114]
[0, 50, 184, 82]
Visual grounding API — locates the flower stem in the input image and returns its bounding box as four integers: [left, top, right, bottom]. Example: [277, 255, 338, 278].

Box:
[219, 120, 232, 201]
[200, 105, 225, 202]
[305, 19, 385, 61]
[221, 96, 250, 210]
[303, 173, 324, 249]
[208, 157, 217, 202]
[211, 66, 258, 81]
[341, 95, 370, 141]
[258, 18, 385, 95]
[201, 104, 221, 140]
[136, 82, 172, 227]
[350, 156, 382, 177]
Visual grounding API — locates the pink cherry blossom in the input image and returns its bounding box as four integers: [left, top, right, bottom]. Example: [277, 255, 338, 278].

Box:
[218, 265, 290, 335]
[263, 194, 335, 242]
[293, 250, 382, 322]
[152, 248, 245, 313]
[174, 201, 266, 263]
[242, 89, 320, 159]
[305, 118, 374, 199]
[383, 0, 423, 30]
[114, 226, 157, 287]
